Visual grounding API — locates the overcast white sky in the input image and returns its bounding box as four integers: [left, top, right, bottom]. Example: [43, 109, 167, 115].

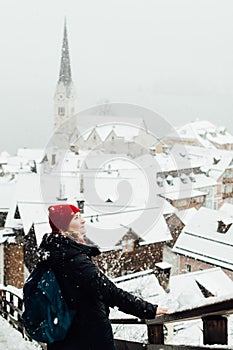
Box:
[1, 0, 233, 154]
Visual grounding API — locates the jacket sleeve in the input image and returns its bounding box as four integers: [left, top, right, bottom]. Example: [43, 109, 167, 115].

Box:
[67, 253, 157, 320]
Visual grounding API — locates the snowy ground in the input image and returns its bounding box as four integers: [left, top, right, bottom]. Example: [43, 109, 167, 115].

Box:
[0, 317, 41, 350]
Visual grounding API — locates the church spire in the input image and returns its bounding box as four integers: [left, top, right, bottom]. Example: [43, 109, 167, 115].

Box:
[59, 19, 72, 85]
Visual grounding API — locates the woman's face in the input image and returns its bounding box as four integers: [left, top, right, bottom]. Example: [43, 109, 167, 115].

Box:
[67, 212, 86, 241]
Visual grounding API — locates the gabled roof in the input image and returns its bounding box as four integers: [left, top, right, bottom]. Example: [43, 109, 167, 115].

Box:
[175, 207, 198, 225]
[174, 120, 233, 148]
[0, 181, 16, 211]
[110, 267, 233, 320]
[76, 115, 145, 142]
[83, 200, 173, 250]
[16, 148, 45, 163]
[160, 189, 207, 201]
[173, 207, 233, 270]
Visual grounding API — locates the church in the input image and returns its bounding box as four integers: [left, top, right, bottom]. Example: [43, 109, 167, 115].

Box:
[51, 21, 158, 159]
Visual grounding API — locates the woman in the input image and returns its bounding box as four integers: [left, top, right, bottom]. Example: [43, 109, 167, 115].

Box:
[39, 204, 167, 350]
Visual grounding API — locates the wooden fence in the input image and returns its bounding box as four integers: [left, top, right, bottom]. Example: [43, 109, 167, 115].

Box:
[1, 287, 233, 350]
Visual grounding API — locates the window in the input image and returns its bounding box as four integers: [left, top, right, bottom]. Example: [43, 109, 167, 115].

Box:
[176, 199, 188, 207]
[122, 239, 135, 253]
[58, 107, 65, 116]
[184, 264, 191, 273]
[51, 154, 56, 166]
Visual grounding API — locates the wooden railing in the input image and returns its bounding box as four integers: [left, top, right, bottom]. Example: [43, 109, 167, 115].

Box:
[0, 288, 46, 349]
[1, 287, 233, 350]
[145, 296, 233, 350]
[0, 289, 25, 336]
[222, 192, 233, 199]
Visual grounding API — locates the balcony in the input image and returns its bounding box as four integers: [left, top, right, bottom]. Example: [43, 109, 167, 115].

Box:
[223, 178, 233, 184]
[1, 288, 233, 349]
[222, 192, 233, 199]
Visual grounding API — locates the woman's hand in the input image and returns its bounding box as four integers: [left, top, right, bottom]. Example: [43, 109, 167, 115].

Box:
[156, 307, 168, 316]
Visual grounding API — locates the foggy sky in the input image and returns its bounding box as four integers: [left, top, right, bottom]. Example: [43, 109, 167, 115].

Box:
[1, 0, 233, 154]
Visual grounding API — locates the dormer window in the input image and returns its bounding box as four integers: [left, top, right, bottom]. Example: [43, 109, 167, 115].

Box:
[217, 220, 232, 233]
[122, 238, 135, 252]
[218, 127, 226, 135]
[209, 130, 217, 137]
[156, 176, 164, 187]
[180, 173, 188, 184]
[166, 175, 174, 186]
[189, 172, 196, 182]
[213, 157, 220, 165]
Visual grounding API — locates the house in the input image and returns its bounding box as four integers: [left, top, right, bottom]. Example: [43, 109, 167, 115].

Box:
[163, 120, 233, 150]
[185, 145, 233, 208]
[0, 181, 16, 228]
[159, 189, 207, 211]
[91, 199, 174, 278]
[110, 267, 233, 344]
[173, 207, 233, 280]
[135, 147, 215, 211]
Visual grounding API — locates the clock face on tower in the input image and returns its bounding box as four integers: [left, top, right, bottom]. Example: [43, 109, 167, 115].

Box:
[58, 94, 64, 101]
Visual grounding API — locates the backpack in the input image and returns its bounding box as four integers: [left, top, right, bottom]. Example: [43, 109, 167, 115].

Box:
[22, 264, 76, 344]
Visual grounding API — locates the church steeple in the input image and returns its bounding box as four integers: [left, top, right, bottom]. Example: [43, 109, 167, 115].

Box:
[54, 19, 77, 146]
[59, 19, 72, 85]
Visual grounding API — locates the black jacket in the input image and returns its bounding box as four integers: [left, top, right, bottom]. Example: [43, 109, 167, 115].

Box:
[39, 233, 157, 349]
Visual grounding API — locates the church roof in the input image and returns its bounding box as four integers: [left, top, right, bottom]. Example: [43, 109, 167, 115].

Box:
[58, 19, 72, 85]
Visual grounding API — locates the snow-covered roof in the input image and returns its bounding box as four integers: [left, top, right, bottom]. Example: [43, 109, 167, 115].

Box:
[0, 151, 10, 164]
[16, 148, 45, 162]
[160, 189, 207, 201]
[77, 115, 145, 142]
[175, 207, 198, 225]
[155, 173, 217, 197]
[191, 173, 217, 188]
[83, 200, 173, 249]
[174, 120, 233, 148]
[0, 181, 16, 211]
[170, 267, 233, 301]
[185, 145, 233, 179]
[34, 222, 51, 246]
[110, 266, 233, 343]
[208, 168, 223, 180]
[173, 207, 233, 270]
[220, 203, 233, 216]
[17, 202, 48, 235]
[135, 145, 202, 174]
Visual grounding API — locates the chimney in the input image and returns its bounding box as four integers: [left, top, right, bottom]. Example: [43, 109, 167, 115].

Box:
[162, 144, 171, 155]
[80, 174, 84, 193]
[56, 183, 67, 201]
[149, 146, 156, 156]
[51, 153, 56, 166]
[154, 262, 172, 293]
[76, 199, 85, 214]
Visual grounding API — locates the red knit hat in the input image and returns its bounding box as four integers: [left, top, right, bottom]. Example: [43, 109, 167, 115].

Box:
[48, 204, 80, 233]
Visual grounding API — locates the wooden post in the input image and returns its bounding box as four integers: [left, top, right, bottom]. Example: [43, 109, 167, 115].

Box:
[10, 292, 14, 317]
[17, 297, 24, 334]
[202, 315, 228, 345]
[0, 290, 7, 319]
[147, 324, 164, 345]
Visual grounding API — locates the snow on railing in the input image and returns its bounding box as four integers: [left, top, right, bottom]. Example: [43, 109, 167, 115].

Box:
[1, 286, 233, 350]
[0, 288, 45, 349]
[145, 295, 233, 349]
